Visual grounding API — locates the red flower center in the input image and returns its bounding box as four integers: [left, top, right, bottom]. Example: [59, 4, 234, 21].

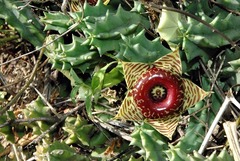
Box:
[133, 67, 184, 119]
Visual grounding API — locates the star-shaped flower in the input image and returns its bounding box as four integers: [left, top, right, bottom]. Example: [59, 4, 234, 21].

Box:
[115, 49, 209, 139]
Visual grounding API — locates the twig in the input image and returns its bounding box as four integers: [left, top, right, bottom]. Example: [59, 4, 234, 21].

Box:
[11, 144, 22, 161]
[26, 157, 36, 161]
[210, 0, 240, 16]
[31, 85, 61, 118]
[206, 145, 224, 150]
[28, 102, 85, 145]
[229, 84, 240, 109]
[199, 59, 225, 100]
[92, 117, 132, 142]
[199, 57, 240, 119]
[199, 55, 225, 135]
[0, 75, 30, 90]
[0, 117, 58, 128]
[61, 0, 68, 13]
[223, 121, 240, 161]
[210, 54, 225, 92]
[0, 47, 45, 115]
[198, 88, 240, 154]
[0, 146, 11, 158]
[0, 134, 38, 158]
[198, 93, 230, 154]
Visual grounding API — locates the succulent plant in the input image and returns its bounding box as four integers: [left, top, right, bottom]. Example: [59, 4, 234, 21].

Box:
[0, 0, 44, 47]
[115, 49, 209, 139]
[1, 0, 238, 160]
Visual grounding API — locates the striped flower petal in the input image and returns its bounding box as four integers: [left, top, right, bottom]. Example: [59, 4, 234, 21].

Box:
[122, 61, 150, 89]
[147, 115, 180, 139]
[153, 49, 182, 75]
[182, 78, 210, 111]
[115, 90, 143, 121]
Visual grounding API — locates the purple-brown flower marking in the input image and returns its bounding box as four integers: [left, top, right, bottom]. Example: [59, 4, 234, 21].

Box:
[115, 49, 209, 139]
[133, 67, 184, 118]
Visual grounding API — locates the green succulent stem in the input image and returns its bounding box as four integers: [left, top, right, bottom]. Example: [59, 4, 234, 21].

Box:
[148, 3, 239, 50]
